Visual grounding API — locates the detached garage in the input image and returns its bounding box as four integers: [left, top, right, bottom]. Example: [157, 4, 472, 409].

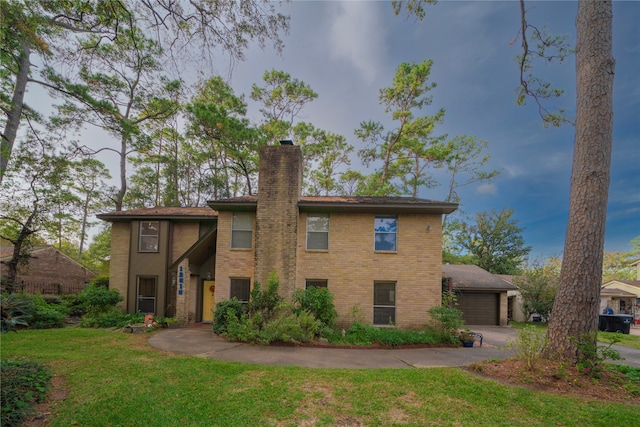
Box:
[443, 264, 516, 326]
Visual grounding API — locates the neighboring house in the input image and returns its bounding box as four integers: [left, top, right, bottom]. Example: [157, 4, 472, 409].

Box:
[601, 280, 640, 319]
[442, 264, 517, 326]
[0, 245, 96, 293]
[99, 144, 458, 328]
[496, 274, 528, 323]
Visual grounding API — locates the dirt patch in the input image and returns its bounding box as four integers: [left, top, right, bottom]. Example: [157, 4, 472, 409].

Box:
[466, 358, 640, 404]
[20, 375, 68, 427]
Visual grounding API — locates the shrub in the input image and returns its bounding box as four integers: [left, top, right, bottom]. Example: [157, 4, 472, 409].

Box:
[292, 286, 337, 331]
[1, 293, 33, 333]
[248, 272, 284, 325]
[88, 274, 110, 288]
[212, 298, 244, 334]
[80, 309, 145, 328]
[258, 308, 320, 344]
[571, 331, 623, 378]
[78, 284, 123, 316]
[507, 326, 548, 370]
[29, 295, 65, 329]
[427, 305, 464, 343]
[1, 359, 51, 427]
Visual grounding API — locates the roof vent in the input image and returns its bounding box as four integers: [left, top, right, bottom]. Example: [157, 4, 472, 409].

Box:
[279, 140, 294, 146]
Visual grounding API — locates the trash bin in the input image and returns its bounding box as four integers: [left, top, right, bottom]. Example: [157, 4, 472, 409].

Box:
[598, 314, 633, 334]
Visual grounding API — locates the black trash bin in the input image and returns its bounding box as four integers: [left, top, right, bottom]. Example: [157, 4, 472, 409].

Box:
[598, 314, 633, 334]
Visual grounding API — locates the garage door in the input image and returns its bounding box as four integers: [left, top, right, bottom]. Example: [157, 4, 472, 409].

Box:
[457, 292, 499, 325]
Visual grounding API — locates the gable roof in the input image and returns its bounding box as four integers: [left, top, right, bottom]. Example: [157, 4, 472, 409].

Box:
[0, 245, 94, 273]
[209, 196, 458, 215]
[442, 264, 518, 291]
[602, 280, 640, 290]
[601, 287, 637, 298]
[97, 207, 217, 222]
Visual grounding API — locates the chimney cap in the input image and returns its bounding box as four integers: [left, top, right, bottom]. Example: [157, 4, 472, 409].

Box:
[279, 140, 294, 146]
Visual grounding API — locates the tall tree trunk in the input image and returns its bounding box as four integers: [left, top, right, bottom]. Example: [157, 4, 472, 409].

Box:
[1, 42, 30, 183]
[546, 0, 614, 361]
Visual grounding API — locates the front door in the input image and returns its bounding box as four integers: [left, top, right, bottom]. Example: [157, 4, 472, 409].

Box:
[202, 280, 215, 322]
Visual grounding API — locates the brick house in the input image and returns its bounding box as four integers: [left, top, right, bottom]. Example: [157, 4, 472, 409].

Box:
[99, 144, 457, 327]
[0, 245, 96, 292]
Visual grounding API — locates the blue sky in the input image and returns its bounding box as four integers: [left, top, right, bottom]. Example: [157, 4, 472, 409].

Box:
[22, 1, 639, 259]
[221, 0, 639, 259]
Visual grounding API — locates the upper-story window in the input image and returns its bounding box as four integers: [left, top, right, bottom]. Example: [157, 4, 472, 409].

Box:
[374, 216, 397, 251]
[231, 212, 253, 249]
[139, 221, 159, 252]
[306, 214, 329, 250]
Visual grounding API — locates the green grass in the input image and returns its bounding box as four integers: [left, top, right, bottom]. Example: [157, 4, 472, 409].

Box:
[1, 328, 638, 426]
[510, 322, 640, 350]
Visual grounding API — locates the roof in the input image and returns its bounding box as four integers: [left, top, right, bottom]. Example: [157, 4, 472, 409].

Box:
[209, 195, 458, 215]
[0, 245, 61, 260]
[97, 207, 217, 222]
[602, 280, 640, 290]
[600, 287, 637, 297]
[442, 264, 518, 291]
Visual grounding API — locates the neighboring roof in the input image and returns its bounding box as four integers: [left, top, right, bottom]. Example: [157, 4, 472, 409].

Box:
[97, 207, 217, 222]
[602, 280, 640, 290]
[629, 259, 640, 266]
[208, 195, 458, 215]
[443, 264, 518, 291]
[0, 245, 95, 273]
[600, 287, 637, 298]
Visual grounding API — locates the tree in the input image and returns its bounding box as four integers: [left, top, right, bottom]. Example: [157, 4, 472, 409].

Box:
[82, 226, 112, 275]
[393, 0, 616, 362]
[514, 261, 559, 322]
[355, 60, 445, 196]
[451, 208, 531, 275]
[1, 0, 290, 182]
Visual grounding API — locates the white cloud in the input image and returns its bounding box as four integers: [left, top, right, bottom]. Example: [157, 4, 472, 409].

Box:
[328, 2, 386, 86]
[476, 183, 498, 196]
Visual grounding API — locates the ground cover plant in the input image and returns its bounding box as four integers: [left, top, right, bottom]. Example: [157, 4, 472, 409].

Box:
[1, 359, 51, 427]
[2, 328, 638, 427]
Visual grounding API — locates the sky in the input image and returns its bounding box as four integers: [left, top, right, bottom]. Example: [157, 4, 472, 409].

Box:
[21, 0, 640, 260]
[219, 0, 639, 260]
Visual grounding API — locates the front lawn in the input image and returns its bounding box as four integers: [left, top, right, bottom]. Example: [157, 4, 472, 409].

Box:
[1, 328, 637, 426]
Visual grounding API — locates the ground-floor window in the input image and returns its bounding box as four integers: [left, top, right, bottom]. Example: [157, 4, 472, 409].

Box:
[305, 279, 328, 289]
[137, 276, 157, 314]
[373, 281, 396, 326]
[230, 278, 251, 303]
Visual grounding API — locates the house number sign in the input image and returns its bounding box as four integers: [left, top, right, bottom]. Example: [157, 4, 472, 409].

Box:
[178, 266, 184, 295]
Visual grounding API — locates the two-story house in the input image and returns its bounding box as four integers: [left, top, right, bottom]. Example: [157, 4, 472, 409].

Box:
[99, 143, 457, 328]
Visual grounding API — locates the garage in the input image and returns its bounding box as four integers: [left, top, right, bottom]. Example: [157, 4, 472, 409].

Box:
[443, 264, 517, 327]
[457, 292, 499, 325]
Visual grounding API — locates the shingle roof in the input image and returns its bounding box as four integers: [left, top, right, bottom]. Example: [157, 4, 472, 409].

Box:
[97, 207, 217, 222]
[442, 264, 518, 291]
[208, 195, 458, 214]
[601, 287, 637, 297]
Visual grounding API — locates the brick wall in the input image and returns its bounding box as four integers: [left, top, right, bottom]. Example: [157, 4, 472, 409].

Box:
[254, 145, 302, 297]
[297, 212, 443, 329]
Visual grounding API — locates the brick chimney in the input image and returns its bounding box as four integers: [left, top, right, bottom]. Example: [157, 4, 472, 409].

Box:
[254, 142, 302, 297]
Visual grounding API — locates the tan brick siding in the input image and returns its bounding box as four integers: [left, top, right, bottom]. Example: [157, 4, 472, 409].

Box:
[214, 211, 255, 305]
[297, 212, 443, 329]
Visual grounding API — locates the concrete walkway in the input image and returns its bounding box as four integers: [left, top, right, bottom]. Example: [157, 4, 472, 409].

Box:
[148, 326, 516, 368]
[148, 325, 640, 369]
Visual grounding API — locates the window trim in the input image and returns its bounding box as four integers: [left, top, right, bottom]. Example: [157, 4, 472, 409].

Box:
[306, 213, 329, 251]
[373, 281, 396, 326]
[231, 212, 253, 249]
[374, 215, 398, 252]
[139, 221, 160, 253]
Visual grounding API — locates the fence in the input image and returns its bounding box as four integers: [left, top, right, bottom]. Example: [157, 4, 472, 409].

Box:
[8, 281, 87, 295]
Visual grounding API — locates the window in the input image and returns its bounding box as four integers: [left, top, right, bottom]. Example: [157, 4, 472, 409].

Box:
[306, 214, 329, 250]
[137, 277, 157, 314]
[373, 281, 396, 325]
[374, 216, 397, 251]
[231, 213, 253, 249]
[305, 279, 328, 289]
[139, 221, 159, 252]
[230, 278, 251, 303]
